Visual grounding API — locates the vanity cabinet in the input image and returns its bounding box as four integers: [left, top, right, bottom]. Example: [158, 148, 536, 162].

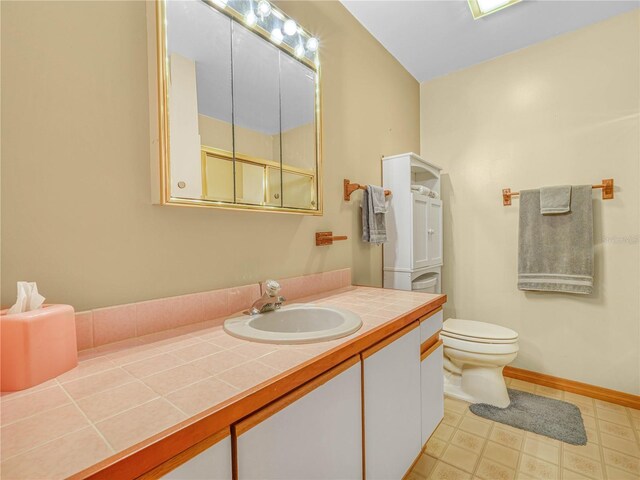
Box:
[152, 307, 445, 480]
[421, 342, 444, 444]
[162, 430, 232, 480]
[363, 323, 422, 480]
[236, 359, 362, 480]
[420, 308, 445, 444]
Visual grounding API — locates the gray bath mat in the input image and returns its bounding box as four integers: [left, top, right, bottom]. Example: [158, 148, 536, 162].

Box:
[469, 389, 587, 445]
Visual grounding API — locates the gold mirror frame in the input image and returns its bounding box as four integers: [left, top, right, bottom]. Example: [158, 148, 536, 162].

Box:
[147, 0, 323, 215]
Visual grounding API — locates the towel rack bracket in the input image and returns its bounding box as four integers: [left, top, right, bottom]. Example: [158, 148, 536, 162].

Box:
[502, 188, 512, 206]
[601, 178, 614, 200]
[343, 178, 391, 201]
[344, 179, 360, 201]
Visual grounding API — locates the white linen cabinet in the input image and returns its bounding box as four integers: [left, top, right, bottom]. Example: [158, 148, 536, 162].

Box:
[363, 323, 422, 480]
[236, 359, 362, 480]
[383, 152, 443, 292]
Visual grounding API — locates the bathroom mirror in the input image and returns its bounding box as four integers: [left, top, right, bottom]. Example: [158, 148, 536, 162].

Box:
[150, 0, 322, 214]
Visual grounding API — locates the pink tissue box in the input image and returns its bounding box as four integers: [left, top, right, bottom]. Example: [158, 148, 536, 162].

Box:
[1, 304, 78, 392]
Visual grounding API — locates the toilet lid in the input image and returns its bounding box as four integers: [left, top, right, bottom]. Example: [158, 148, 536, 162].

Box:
[442, 319, 518, 343]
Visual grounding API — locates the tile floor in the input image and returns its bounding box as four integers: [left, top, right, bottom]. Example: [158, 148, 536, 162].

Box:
[406, 378, 640, 480]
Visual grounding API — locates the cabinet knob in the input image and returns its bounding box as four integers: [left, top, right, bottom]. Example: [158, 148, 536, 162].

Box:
[428, 229, 435, 235]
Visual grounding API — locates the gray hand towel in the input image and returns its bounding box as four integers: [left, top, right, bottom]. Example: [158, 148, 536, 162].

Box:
[518, 185, 593, 294]
[361, 186, 387, 245]
[362, 188, 370, 243]
[540, 185, 572, 214]
[370, 185, 387, 214]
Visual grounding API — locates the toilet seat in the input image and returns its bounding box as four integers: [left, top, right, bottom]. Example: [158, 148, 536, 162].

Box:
[441, 335, 519, 355]
[442, 319, 518, 343]
[441, 319, 519, 355]
[441, 331, 517, 344]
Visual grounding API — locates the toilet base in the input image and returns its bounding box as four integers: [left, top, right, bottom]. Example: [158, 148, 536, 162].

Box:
[443, 365, 511, 408]
[443, 371, 476, 404]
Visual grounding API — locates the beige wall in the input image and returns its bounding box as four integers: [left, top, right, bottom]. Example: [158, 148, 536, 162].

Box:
[420, 11, 640, 393]
[198, 115, 234, 153]
[0, 1, 419, 311]
[198, 114, 316, 172]
[280, 122, 315, 171]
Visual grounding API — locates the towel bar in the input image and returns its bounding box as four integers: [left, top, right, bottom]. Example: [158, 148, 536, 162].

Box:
[502, 179, 614, 206]
[344, 179, 391, 201]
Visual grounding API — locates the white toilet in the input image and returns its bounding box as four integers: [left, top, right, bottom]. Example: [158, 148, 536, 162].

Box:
[440, 318, 519, 408]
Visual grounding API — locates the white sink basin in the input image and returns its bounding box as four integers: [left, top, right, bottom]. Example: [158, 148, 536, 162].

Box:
[223, 304, 362, 344]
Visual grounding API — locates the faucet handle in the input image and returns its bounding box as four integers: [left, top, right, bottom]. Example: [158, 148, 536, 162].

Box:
[274, 296, 286, 309]
[264, 279, 281, 297]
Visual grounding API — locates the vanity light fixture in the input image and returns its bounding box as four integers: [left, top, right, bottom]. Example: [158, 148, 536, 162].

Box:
[306, 37, 319, 52]
[257, 0, 271, 17]
[202, 0, 319, 67]
[271, 27, 284, 44]
[468, 0, 521, 19]
[283, 19, 297, 36]
[245, 10, 257, 26]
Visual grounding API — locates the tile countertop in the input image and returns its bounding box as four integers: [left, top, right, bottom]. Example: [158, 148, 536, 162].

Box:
[0, 287, 445, 480]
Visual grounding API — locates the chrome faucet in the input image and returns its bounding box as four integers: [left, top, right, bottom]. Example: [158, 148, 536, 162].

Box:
[250, 279, 286, 315]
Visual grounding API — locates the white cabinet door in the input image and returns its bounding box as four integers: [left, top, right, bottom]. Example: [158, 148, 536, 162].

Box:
[421, 342, 444, 445]
[412, 194, 430, 270]
[364, 325, 422, 480]
[427, 199, 443, 266]
[237, 361, 362, 480]
[420, 309, 443, 345]
[163, 432, 232, 480]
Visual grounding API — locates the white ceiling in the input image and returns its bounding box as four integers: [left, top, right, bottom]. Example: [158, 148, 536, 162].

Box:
[341, 0, 640, 82]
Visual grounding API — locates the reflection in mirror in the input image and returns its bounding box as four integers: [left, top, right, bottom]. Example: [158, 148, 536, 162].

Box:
[280, 55, 317, 209]
[232, 23, 281, 206]
[157, 0, 322, 213]
[165, 1, 232, 200]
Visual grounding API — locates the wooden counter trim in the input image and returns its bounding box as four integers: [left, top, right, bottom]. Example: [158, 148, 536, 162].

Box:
[361, 321, 419, 360]
[136, 428, 230, 480]
[504, 366, 640, 410]
[77, 294, 446, 480]
[235, 356, 360, 436]
[420, 330, 441, 355]
[419, 306, 442, 322]
[420, 339, 443, 362]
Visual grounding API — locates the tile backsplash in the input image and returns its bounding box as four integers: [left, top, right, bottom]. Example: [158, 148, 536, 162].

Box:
[75, 269, 352, 351]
